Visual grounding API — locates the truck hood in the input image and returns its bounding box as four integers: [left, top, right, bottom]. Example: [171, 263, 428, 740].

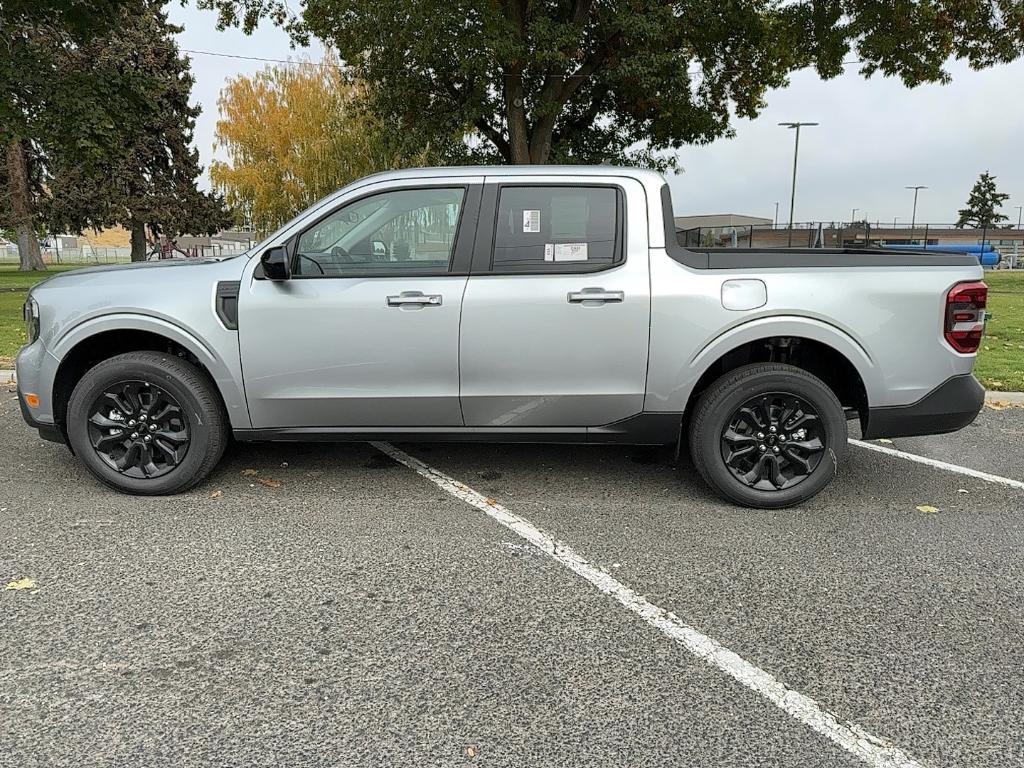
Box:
[33, 255, 244, 289]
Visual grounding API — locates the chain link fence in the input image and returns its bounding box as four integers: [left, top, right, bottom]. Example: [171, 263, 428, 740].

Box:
[0, 241, 250, 266]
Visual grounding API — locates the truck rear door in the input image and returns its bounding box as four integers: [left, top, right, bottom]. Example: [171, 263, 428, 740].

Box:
[458, 176, 651, 428]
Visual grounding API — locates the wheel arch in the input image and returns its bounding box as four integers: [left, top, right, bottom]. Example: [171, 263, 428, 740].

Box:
[50, 314, 246, 439]
[682, 319, 876, 431]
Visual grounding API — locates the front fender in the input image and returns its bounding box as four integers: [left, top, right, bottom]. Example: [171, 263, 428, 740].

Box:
[43, 313, 250, 429]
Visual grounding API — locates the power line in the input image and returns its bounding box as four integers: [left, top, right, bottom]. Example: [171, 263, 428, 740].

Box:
[180, 47, 865, 78]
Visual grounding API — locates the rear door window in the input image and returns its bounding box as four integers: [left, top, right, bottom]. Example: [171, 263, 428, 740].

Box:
[491, 186, 622, 272]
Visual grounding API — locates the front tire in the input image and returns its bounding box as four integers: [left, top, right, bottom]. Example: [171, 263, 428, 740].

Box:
[66, 351, 227, 495]
[688, 363, 847, 509]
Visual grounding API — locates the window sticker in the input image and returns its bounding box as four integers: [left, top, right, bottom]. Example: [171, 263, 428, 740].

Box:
[553, 243, 588, 261]
[523, 209, 541, 233]
[544, 243, 554, 261]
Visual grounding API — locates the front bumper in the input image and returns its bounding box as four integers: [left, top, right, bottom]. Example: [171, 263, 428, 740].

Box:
[862, 374, 985, 439]
[17, 387, 65, 444]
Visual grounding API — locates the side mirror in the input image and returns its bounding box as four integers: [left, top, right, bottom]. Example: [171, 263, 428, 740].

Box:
[260, 246, 290, 280]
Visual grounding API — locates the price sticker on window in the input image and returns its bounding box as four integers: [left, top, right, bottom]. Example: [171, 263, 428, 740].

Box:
[553, 243, 588, 261]
[523, 210, 541, 233]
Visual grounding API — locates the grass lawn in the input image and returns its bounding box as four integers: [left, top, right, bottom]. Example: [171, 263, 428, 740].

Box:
[0, 265, 81, 366]
[975, 270, 1024, 392]
[1, 264, 1022, 390]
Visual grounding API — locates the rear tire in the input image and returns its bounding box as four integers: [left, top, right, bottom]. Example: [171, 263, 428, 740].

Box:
[66, 351, 227, 495]
[688, 363, 847, 509]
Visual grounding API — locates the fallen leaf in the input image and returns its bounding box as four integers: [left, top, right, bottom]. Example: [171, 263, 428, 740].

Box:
[210, 490, 223, 498]
[258, 478, 282, 489]
[466, 746, 477, 758]
[241, 469, 259, 476]
[916, 505, 940, 514]
[4, 577, 36, 591]
[877, 438, 893, 444]
[484, 497, 497, 506]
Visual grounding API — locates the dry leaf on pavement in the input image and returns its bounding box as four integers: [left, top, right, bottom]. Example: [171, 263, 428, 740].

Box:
[210, 490, 223, 498]
[241, 469, 259, 476]
[258, 478, 282, 489]
[4, 577, 36, 591]
[916, 505, 940, 514]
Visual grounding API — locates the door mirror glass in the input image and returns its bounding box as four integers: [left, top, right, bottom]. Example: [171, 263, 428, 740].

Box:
[260, 246, 290, 280]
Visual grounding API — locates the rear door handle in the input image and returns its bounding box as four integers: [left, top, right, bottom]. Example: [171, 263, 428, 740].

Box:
[386, 291, 442, 307]
[567, 288, 624, 304]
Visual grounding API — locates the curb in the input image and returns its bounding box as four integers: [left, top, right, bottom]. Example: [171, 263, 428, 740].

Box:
[2, 368, 1023, 406]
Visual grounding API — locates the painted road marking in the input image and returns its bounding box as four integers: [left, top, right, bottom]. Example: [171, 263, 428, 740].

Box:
[849, 439, 1024, 491]
[371, 441, 928, 768]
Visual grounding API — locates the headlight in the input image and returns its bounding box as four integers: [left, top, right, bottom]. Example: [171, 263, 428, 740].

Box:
[23, 295, 39, 344]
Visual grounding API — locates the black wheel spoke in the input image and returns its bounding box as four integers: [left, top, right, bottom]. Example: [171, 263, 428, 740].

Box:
[737, 406, 765, 430]
[720, 391, 827, 492]
[154, 428, 188, 444]
[93, 431, 126, 450]
[781, 447, 813, 473]
[89, 412, 122, 429]
[725, 444, 757, 463]
[722, 428, 756, 446]
[86, 380, 189, 479]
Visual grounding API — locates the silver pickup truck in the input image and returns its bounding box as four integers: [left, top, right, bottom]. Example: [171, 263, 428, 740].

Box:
[16, 166, 987, 507]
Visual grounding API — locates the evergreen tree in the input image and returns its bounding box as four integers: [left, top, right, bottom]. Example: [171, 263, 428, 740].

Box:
[956, 172, 1010, 228]
[47, 2, 233, 261]
[1, 0, 145, 270]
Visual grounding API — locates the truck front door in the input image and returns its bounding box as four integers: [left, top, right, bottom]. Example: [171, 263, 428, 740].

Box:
[239, 181, 480, 429]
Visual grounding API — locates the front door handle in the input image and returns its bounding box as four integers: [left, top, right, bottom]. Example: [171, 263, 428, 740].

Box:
[386, 291, 442, 307]
[567, 288, 624, 304]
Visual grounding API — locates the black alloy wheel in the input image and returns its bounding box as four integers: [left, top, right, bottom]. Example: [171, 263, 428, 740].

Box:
[720, 392, 825, 491]
[688, 363, 847, 509]
[86, 380, 191, 478]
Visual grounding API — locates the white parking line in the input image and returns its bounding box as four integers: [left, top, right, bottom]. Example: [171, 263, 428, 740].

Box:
[849, 439, 1024, 491]
[370, 440, 928, 768]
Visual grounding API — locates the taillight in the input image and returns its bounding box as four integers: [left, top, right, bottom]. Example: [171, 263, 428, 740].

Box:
[944, 281, 987, 354]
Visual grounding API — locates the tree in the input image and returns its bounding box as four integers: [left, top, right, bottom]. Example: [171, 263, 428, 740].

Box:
[1, 0, 146, 270]
[199, 0, 1024, 169]
[956, 172, 1010, 229]
[211, 56, 442, 235]
[46, 3, 233, 261]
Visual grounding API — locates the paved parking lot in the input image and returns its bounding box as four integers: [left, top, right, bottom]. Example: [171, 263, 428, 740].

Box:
[2, 392, 1023, 768]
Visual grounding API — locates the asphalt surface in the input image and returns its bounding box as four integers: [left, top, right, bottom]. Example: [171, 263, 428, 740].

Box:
[2, 394, 1023, 768]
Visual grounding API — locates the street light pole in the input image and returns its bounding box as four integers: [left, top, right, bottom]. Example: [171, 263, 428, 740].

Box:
[773, 202, 779, 228]
[906, 185, 927, 230]
[779, 121, 819, 246]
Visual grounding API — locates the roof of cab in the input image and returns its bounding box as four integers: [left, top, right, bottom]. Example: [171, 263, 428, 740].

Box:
[358, 164, 666, 185]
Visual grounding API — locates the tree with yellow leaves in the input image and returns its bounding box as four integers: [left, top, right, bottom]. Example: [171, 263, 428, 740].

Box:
[211, 56, 443, 235]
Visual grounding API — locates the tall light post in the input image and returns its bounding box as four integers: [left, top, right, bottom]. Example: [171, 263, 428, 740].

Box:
[779, 121, 819, 246]
[1016, 205, 1022, 230]
[773, 201, 779, 228]
[906, 185, 927, 230]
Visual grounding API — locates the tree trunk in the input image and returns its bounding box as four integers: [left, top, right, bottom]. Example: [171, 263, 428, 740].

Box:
[129, 220, 147, 262]
[5, 139, 46, 271]
[504, 77, 532, 164]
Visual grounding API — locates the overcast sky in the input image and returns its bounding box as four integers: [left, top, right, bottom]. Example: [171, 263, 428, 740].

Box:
[170, 3, 1024, 226]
